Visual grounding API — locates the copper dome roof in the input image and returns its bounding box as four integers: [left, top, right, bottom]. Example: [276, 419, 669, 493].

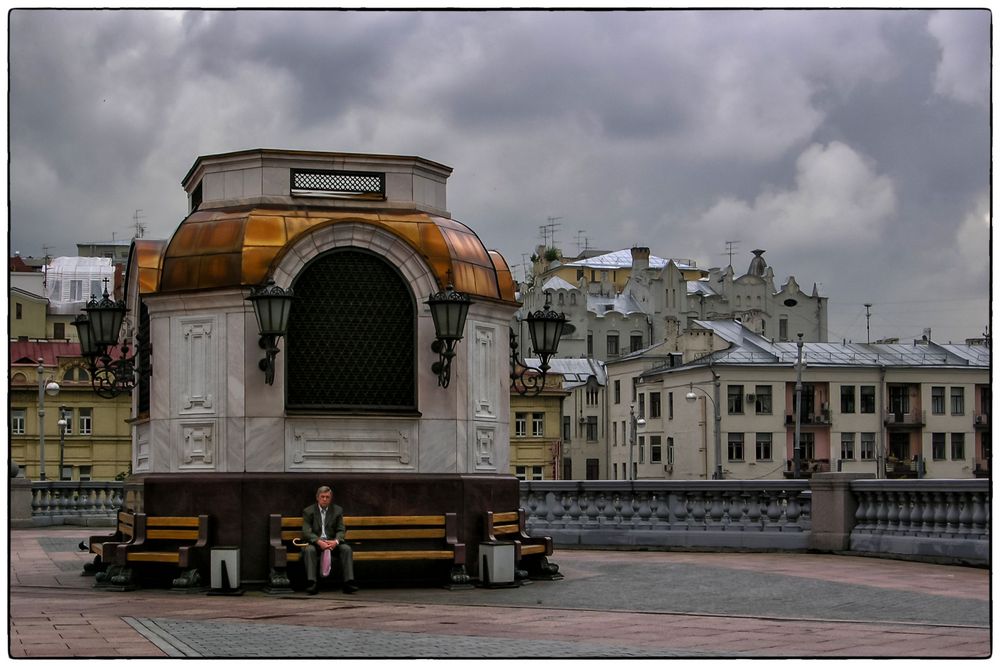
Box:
[135, 206, 517, 305]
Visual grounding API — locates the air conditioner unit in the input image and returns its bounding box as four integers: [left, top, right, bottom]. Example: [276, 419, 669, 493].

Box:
[579, 417, 588, 424]
[976, 415, 987, 425]
[886, 414, 896, 423]
[664, 464, 673, 473]
[746, 394, 756, 403]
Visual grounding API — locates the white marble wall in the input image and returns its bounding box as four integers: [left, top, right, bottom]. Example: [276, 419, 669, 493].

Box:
[137, 221, 517, 475]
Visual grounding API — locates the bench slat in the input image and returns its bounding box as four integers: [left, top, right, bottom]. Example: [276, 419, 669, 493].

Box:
[146, 516, 202, 527]
[492, 511, 519, 522]
[126, 552, 181, 563]
[146, 529, 201, 540]
[493, 525, 520, 535]
[282, 517, 303, 528]
[355, 550, 455, 561]
[346, 528, 446, 540]
[346, 516, 445, 527]
[520, 544, 546, 555]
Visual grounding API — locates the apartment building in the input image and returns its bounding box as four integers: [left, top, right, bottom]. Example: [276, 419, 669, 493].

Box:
[609, 320, 989, 480]
[510, 371, 569, 480]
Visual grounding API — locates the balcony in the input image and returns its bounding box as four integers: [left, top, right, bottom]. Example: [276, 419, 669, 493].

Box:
[883, 410, 924, 429]
[782, 458, 831, 479]
[973, 413, 989, 430]
[784, 412, 832, 428]
[885, 459, 919, 479]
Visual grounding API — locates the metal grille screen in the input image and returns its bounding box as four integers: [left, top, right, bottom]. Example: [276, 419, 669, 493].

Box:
[137, 301, 151, 414]
[291, 169, 384, 196]
[286, 249, 416, 411]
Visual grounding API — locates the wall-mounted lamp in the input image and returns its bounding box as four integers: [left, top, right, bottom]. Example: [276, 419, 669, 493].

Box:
[246, 279, 295, 385]
[510, 294, 567, 396]
[71, 280, 139, 399]
[425, 284, 471, 388]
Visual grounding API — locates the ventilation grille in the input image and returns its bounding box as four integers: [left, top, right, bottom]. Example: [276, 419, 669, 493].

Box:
[290, 169, 385, 198]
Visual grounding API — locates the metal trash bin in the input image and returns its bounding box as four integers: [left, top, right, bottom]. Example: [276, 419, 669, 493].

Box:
[479, 542, 516, 587]
[210, 547, 241, 592]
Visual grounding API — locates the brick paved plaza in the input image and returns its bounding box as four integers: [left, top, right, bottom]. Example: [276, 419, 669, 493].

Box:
[9, 526, 990, 658]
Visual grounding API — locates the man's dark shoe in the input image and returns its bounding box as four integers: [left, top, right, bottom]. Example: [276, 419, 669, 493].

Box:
[342, 581, 359, 594]
[306, 581, 319, 595]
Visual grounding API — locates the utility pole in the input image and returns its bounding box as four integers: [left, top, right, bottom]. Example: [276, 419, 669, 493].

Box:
[132, 209, 146, 238]
[793, 334, 804, 479]
[864, 303, 872, 344]
[542, 216, 563, 249]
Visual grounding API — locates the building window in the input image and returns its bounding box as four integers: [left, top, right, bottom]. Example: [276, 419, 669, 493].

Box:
[515, 465, 544, 481]
[779, 317, 788, 341]
[841, 386, 856, 414]
[950, 387, 965, 415]
[586, 416, 598, 442]
[53, 322, 65, 339]
[90, 279, 103, 300]
[638, 436, 645, 463]
[587, 333, 593, 356]
[531, 413, 544, 437]
[607, 334, 619, 357]
[668, 392, 674, 420]
[755, 433, 772, 461]
[630, 334, 643, 353]
[79, 466, 92, 482]
[286, 248, 416, 412]
[586, 458, 599, 480]
[666, 437, 674, 465]
[638, 394, 645, 419]
[78, 408, 92, 435]
[612, 421, 617, 446]
[563, 458, 572, 480]
[860, 386, 876, 414]
[11, 409, 26, 435]
[15, 303, 22, 320]
[860, 433, 876, 460]
[586, 386, 599, 406]
[514, 413, 527, 437]
[649, 392, 661, 419]
[727, 385, 744, 415]
[70, 280, 83, 301]
[932, 432, 946, 460]
[60, 408, 72, 435]
[613, 463, 618, 480]
[841, 432, 855, 460]
[931, 386, 945, 415]
[951, 433, 965, 460]
[728, 433, 745, 461]
[650, 435, 662, 463]
[562, 415, 571, 441]
[800, 432, 816, 460]
[614, 380, 621, 404]
[754, 385, 772, 415]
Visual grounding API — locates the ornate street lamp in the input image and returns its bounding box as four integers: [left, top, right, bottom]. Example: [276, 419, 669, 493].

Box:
[510, 293, 567, 396]
[72, 280, 138, 399]
[425, 284, 471, 388]
[686, 371, 723, 480]
[35, 358, 60, 481]
[246, 279, 295, 385]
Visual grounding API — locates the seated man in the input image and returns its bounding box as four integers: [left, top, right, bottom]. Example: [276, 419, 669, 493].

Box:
[301, 485, 358, 595]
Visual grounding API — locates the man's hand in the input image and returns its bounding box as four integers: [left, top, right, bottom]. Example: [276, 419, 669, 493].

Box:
[317, 538, 339, 550]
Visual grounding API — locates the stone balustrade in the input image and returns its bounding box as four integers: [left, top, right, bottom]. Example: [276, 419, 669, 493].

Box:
[849, 479, 989, 563]
[30, 481, 124, 526]
[520, 480, 812, 550]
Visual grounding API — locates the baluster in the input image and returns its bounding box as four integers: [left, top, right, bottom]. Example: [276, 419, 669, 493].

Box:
[896, 490, 911, 533]
[576, 493, 589, 528]
[764, 490, 782, 529]
[30, 486, 42, 516]
[39, 487, 53, 516]
[671, 492, 689, 529]
[646, 493, 660, 528]
[653, 493, 670, 527]
[874, 491, 888, 533]
[745, 490, 762, 530]
[636, 492, 652, 528]
[885, 490, 900, 535]
[689, 491, 707, 530]
[864, 489, 879, 532]
[971, 491, 987, 538]
[726, 491, 746, 527]
[566, 493, 582, 527]
[594, 493, 608, 525]
[957, 491, 973, 536]
[611, 495, 623, 526]
[944, 491, 961, 536]
[785, 491, 801, 530]
[853, 491, 869, 532]
[914, 490, 932, 536]
[708, 492, 725, 527]
[932, 491, 948, 537]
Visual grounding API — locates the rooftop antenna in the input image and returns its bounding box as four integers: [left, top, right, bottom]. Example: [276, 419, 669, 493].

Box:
[132, 209, 146, 238]
[575, 229, 589, 254]
[864, 303, 872, 344]
[722, 240, 740, 267]
[543, 216, 563, 249]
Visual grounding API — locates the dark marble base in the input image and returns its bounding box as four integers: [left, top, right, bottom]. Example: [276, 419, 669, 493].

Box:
[123, 472, 520, 585]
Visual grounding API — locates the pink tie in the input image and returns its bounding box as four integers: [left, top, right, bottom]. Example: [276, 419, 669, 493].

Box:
[321, 547, 332, 577]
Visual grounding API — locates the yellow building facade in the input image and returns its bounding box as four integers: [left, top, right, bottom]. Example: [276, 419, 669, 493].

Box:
[509, 372, 568, 480]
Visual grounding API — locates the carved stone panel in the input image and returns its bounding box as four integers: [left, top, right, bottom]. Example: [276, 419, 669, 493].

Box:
[471, 323, 497, 421]
[178, 421, 216, 471]
[177, 318, 216, 414]
[473, 425, 497, 472]
[286, 419, 418, 472]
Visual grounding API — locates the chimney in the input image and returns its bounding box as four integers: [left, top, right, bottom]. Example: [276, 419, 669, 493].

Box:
[631, 246, 650, 272]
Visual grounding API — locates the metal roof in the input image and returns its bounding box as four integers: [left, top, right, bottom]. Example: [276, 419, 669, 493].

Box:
[586, 293, 645, 317]
[525, 357, 607, 388]
[541, 276, 578, 292]
[562, 249, 696, 271]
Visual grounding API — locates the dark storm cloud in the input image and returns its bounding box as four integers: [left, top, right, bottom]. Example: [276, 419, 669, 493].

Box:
[7, 8, 991, 343]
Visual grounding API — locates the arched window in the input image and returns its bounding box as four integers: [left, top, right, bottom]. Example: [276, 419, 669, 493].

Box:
[286, 248, 416, 412]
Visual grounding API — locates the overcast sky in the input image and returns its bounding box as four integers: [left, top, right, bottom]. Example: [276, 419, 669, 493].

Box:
[8, 9, 991, 344]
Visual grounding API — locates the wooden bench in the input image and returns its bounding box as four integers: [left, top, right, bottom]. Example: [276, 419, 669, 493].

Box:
[80, 511, 137, 578]
[484, 509, 561, 580]
[267, 513, 469, 592]
[107, 514, 210, 590]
